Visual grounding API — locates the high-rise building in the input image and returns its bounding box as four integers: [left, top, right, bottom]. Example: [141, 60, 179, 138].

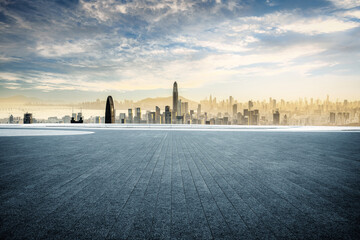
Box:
[173, 81, 178, 120]
[155, 106, 161, 124]
[95, 116, 101, 124]
[165, 106, 171, 124]
[128, 109, 133, 123]
[330, 112, 336, 124]
[148, 112, 155, 124]
[229, 96, 233, 112]
[273, 110, 280, 125]
[177, 99, 182, 116]
[105, 96, 115, 124]
[72, 113, 77, 121]
[62, 115, 71, 123]
[134, 107, 141, 123]
[249, 110, 259, 125]
[120, 113, 126, 124]
[197, 104, 201, 117]
[283, 114, 288, 125]
[181, 102, 185, 116]
[184, 102, 189, 114]
[9, 114, 13, 124]
[232, 104, 237, 116]
[248, 100, 253, 110]
[23, 113, 33, 124]
[77, 112, 82, 121]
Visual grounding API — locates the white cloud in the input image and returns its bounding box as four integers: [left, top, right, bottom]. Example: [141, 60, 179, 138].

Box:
[328, 0, 360, 9]
[338, 10, 360, 18]
[79, 0, 195, 23]
[36, 41, 87, 57]
[280, 17, 359, 35]
[229, 11, 360, 36]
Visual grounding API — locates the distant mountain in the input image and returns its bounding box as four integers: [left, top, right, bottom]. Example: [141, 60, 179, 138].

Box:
[0, 95, 199, 110]
[134, 96, 199, 110]
[0, 95, 43, 104]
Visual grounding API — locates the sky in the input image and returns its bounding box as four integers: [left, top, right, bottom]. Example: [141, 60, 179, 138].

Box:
[0, 0, 359, 102]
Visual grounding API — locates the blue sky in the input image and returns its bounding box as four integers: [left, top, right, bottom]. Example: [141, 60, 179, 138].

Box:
[0, 0, 359, 102]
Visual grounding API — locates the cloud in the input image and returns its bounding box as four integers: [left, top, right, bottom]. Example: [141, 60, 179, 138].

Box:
[0, 0, 359, 100]
[338, 9, 360, 19]
[36, 41, 88, 57]
[328, 0, 360, 9]
[229, 11, 360, 36]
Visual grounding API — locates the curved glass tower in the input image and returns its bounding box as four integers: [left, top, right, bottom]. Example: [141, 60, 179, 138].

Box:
[105, 96, 115, 124]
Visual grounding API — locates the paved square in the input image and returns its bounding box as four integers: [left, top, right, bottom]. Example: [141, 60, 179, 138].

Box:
[1, 128, 359, 239]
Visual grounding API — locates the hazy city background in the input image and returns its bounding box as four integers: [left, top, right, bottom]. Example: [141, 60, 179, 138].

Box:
[1, 91, 359, 126]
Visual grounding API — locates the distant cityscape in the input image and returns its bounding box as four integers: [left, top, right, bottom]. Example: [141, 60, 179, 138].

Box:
[2, 81, 360, 126]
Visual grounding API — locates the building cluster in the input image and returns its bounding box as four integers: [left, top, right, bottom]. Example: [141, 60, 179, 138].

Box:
[99, 82, 360, 126]
[2, 82, 360, 126]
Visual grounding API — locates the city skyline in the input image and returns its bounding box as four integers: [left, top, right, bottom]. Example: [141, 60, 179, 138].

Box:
[2, 81, 359, 126]
[1, 0, 360, 102]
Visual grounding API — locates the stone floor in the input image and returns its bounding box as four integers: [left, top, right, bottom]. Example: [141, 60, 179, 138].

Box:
[0, 128, 359, 239]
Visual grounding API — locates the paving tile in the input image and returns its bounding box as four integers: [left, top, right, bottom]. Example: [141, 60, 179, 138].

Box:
[0, 129, 359, 239]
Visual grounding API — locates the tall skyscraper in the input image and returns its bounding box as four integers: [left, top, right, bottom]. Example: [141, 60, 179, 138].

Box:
[273, 110, 280, 125]
[173, 81, 178, 121]
[128, 109, 133, 123]
[95, 116, 101, 123]
[248, 100, 253, 110]
[181, 101, 185, 116]
[155, 106, 161, 124]
[232, 104, 237, 116]
[23, 113, 33, 124]
[165, 106, 171, 124]
[105, 96, 115, 124]
[135, 107, 141, 123]
[9, 114, 13, 124]
[178, 99, 182, 116]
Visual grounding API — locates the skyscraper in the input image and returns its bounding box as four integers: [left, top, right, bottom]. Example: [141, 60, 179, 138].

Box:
[135, 107, 141, 123]
[232, 104, 237, 116]
[77, 112, 82, 121]
[330, 112, 336, 124]
[178, 99, 182, 116]
[119, 113, 126, 124]
[23, 113, 33, 124]
[128, 109, 133, 123]
[105, 96, 115, 124]
[273, 110, 280, 125]
[95, 116, 101, 124]
[165, 106, 171, 124]
[173, 81, 178, 121]
[155, 106, 161, 124]
[72, 113, 77, 121]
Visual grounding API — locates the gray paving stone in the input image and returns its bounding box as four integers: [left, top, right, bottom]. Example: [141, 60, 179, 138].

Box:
[0, 129, 359, 239]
